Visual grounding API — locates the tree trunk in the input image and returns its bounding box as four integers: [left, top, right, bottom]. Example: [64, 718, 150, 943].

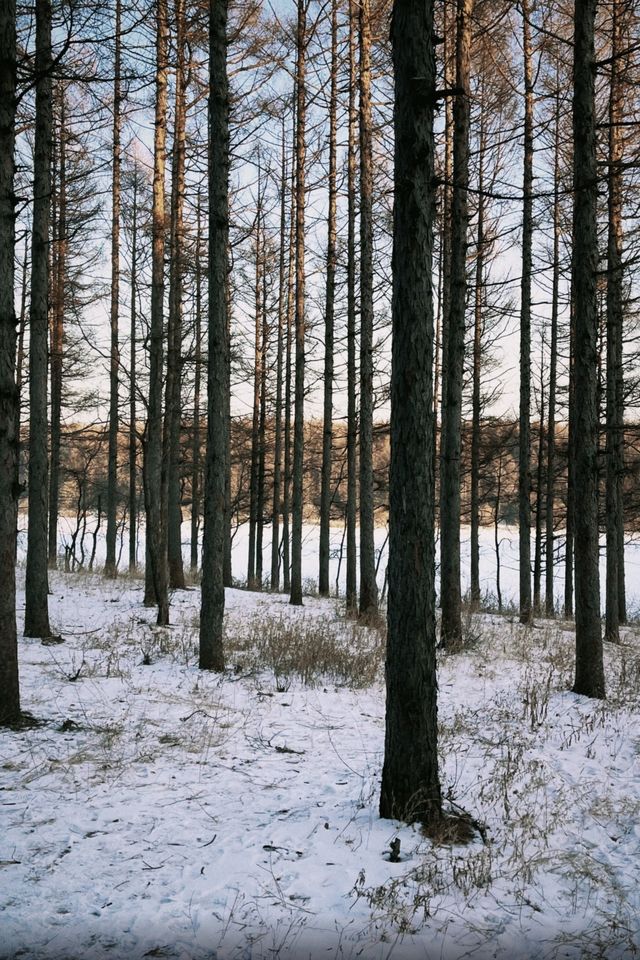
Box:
[256, 216, 268, 589]
[319, 0, 338, 599]
[199, 0, 229, 671]
[572, 0, 605, 698]
[247, 176, 263, 590]
[271, 117, 287, 592]
[129, 166, 139, 573]
[469, 110, 485, 609]
[0, 0, 21, 722]
[439, 0, 473, 648]
[144, 0, 170, 626]
[15, 233, 28, 475]
[105, 0, 122, 578]
[25, 0, 53, 639]
[564, 260, 576, 618]
[345, 0, 358, 613]
[518, 0, 534, 625]
[605, 0, 625, 643]
[289, 0, 306, 607]
[545, 83, 561, 618]
[165, 0, 187, 591]
[191, 192, 203, 573]
[533, 349, 545, 612]
[282, 102, 295, 594]
[358, 0, 378, 617]
[380, 0, 441, 827]
[48, 85, 65, 572]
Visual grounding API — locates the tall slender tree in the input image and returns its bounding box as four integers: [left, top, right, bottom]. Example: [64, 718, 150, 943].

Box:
[105, 0, 122, 578]
[48, 85, 66, 571]
[289, 0, 307, 607]
[319, 0, 338, 599]
[0, 0, 21, 722]
[572, 0, 605, 698]
[358, 0, 378, 617]
[439, 0, 474, 648]
[345, 0, 358, 612]
[128, 163, 139, 573]
[271, 116, 288, 592]
[165, 0, 187, 591]
[199, 0, 229, 671]
[24, 0, 53, 639]
[144, 0, 170, 626]
[518, 0, 534, 625]
[545, 81, 561, 618]
[604, 0, 626, 643]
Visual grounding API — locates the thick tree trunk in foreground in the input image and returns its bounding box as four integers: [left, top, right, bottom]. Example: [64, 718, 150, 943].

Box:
[105, 0, 122, 578]
[0, 0, 21, 721]
[358, 0, 378, 618]
[380, 0, 442, 826]
[518, 0, 534, 625]
[319, 0, 338, 599]
[144, 0, 170, 626]
[199, 0, 229, 671]
[25, 0, 53, 639]
[439, 0, 473, 648]
[572, 0, 604, 698]
[289, 0, 306, 607]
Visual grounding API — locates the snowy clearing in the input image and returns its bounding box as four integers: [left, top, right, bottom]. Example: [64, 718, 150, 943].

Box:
[2, 570, 640, 959]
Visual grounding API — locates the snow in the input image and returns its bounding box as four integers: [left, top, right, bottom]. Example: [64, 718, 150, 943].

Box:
[2, 559, 640, 959]
[22, 516, 640, 615]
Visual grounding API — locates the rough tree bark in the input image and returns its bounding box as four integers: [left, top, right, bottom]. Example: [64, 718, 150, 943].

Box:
[0, 0, 21, 721]
[165, 0, 187, 591]
[319, 0, 338, 599]
[358, 0, 378, 617]
[271, 117, 287, 592]
[191, 193, 203, 574]
[345, 0, 358, 613]
[25, 0, 53, 639]
[439, 0, 473, 648]
[470, 108, 486, 609]
[545, 82, 561, 617]
[48, 85, 65, 571]
[199, 0, 229, 671]
[247, 175, 263, 590]
[282, 101, 296, 594]
[129, 165, 138, 573]
[289, 0, 306, 607]
[518, 0, 534, 625]
[144, 0, 170, 626]
[380, 0, 442, 827]
[572, 0, 605, 698]
[105, 0, 122, 578]
[604, 0, 626, 643]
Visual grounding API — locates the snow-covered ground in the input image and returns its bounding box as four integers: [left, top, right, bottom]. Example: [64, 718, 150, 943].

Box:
[19, 516, 640, 615]
[2, 568, 640, 959]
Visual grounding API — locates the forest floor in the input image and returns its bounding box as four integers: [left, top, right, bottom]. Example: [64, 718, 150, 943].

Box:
[2, 568, 640, 959]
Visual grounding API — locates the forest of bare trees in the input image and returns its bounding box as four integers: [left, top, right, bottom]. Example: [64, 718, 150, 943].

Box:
[2, 0, 640, 828]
